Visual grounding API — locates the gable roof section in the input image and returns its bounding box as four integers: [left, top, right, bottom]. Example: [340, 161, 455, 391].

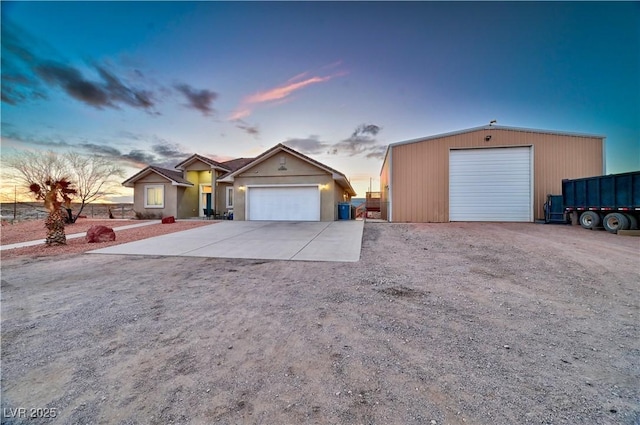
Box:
[219, 143, 357, 196]
[174, 154, 231, 171]
[122, 166, 193, 188]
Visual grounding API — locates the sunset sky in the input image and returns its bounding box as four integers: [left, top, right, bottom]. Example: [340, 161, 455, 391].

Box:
[1, 1, 638, 202]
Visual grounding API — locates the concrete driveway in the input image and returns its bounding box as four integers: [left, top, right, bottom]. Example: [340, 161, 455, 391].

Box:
[88, 220, 364, 262]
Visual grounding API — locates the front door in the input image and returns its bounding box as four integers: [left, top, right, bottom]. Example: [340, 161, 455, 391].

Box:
[199, 185, 212, 217]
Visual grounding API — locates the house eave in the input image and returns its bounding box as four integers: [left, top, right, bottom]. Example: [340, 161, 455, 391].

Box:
[333, 173, 357, 197]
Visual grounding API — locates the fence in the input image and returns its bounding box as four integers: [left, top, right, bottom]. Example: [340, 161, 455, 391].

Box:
[0, 202, 136, 222]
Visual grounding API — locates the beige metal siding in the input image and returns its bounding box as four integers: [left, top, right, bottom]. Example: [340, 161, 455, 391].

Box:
[380, 152, 391, 220]
[389, 128, 603, 222]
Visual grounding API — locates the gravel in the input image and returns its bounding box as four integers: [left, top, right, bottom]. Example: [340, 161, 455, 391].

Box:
[0, 219, 213, 260]
[1, 221, 639, 424]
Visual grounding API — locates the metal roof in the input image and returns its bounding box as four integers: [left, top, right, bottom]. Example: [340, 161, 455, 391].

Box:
[388, 125, 606, 149]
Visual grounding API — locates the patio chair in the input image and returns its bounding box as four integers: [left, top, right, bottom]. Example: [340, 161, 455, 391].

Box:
[203, 208, 214, 219]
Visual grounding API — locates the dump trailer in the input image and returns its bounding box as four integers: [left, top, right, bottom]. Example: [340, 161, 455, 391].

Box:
[557, 171, 640, 233]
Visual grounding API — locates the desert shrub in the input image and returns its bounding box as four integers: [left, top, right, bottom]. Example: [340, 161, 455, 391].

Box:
[134, 210, 162, 220]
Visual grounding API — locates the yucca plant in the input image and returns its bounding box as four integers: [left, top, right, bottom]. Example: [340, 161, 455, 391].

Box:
[29, 178, 78, 245]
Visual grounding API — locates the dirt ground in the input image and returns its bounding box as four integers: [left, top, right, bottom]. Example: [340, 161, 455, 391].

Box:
[1, 222, 639, 425]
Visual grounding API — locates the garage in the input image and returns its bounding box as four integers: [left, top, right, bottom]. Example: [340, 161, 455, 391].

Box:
[380, 125, 604, 223]
[247, 185, 321, 221]
[449, 147, 532, 222]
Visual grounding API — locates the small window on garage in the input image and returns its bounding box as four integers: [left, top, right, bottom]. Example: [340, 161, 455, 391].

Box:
[226, 187, 234, 208]
[145, 185, 164, 208]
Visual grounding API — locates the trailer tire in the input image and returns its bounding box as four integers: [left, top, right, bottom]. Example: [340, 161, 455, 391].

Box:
[579, 211, 600, 230]
[603, 213, 630, 234]
[624, 214, 638, 230]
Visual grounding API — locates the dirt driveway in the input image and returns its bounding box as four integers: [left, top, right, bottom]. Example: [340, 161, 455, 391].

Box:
[1, 222, 639, 424]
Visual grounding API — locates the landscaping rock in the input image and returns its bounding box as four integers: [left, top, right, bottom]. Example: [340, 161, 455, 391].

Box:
[86, 225, 116, 243]
[162, 216, 175, 224]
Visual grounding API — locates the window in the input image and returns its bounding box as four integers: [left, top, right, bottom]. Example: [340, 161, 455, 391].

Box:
[226, 187, 234, 208]
[145, 185, 164, 208]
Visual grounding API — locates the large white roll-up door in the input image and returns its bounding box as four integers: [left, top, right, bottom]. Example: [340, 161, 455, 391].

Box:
[247, 186, 320, 221]
[449, 147, 532, 222]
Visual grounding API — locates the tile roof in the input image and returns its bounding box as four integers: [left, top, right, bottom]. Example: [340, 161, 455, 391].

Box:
[122, 165, 193, 187]
[221, 157, 255, 172]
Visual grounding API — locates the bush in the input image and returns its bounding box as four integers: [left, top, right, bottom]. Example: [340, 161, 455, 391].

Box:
[134, 211, 161, 220]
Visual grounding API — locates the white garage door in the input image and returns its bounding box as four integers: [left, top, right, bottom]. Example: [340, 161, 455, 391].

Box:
[247, 186, 320, 221]
[449, 147, 532, 222]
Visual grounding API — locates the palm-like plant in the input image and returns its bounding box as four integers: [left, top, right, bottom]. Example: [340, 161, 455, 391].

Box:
[29, 178, 78, 245]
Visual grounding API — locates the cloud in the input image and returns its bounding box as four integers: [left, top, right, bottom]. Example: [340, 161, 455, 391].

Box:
[229, 64, 346, 120]
[97, 66, 154, 109]
[174, 83, 217, 116]
[78, 142, 123, 157]
[151, 141, 189, 159]
[33, 61, 156, 110]
[282, 136, 330, 155]
[365, 145, 387, 160]
[234, 120, 260, 137]
[1, 21, 48, 104]
[245, 76, 332, 104]
[282, 124, 386, 160]
[2, 124, 193, 169]
[122, 149, 157, 166]
[2, 20, 157, 113]
[330, 123, 386, 159]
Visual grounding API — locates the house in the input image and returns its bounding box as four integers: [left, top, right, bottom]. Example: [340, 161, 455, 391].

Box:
[123, 143, 357, 221]
[380, 125, 605, 223]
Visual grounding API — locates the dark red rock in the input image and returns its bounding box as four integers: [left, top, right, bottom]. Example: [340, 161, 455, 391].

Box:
[86, 225, 116, 243]
[162, 216, 175, 224]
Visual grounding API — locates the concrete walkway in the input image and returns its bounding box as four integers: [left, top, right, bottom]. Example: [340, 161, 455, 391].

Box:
[88, 221, 364, 262]
[0, 220, 161, 251]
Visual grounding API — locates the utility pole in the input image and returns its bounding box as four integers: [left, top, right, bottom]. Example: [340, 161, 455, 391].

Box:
[13, 186, 17, 221]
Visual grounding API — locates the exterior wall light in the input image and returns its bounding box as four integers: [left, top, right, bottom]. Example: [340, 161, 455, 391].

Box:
[484, 135, 492, 141]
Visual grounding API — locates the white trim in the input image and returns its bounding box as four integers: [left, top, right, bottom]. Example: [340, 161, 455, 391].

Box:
[448, 146, 533, 222]
[245, 184, 321, 221]
[144, 184, 164, 208]
[226, 186, 234, 209]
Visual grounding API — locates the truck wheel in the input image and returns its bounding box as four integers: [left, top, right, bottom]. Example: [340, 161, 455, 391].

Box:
[624, 214, 638, 230]
[579, 211, 600, 229]
[603, 213, 630, 234]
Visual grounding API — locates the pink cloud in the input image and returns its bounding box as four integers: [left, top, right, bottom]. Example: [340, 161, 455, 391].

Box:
[244, 75, 332, 104]
[229, 64, 346, 121]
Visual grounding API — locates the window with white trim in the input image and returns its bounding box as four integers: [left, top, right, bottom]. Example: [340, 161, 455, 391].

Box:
[226, 186, 234, 208]
[145, 185, 164, 208]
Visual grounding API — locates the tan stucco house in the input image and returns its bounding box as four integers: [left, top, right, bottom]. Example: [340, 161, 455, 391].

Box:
[123, 144, 356, 221]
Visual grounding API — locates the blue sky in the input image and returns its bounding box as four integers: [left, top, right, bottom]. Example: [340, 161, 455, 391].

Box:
[2, 1, 638, 201]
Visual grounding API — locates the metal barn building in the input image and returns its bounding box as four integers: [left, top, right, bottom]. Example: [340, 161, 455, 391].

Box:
[380, 125, 605, 223]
